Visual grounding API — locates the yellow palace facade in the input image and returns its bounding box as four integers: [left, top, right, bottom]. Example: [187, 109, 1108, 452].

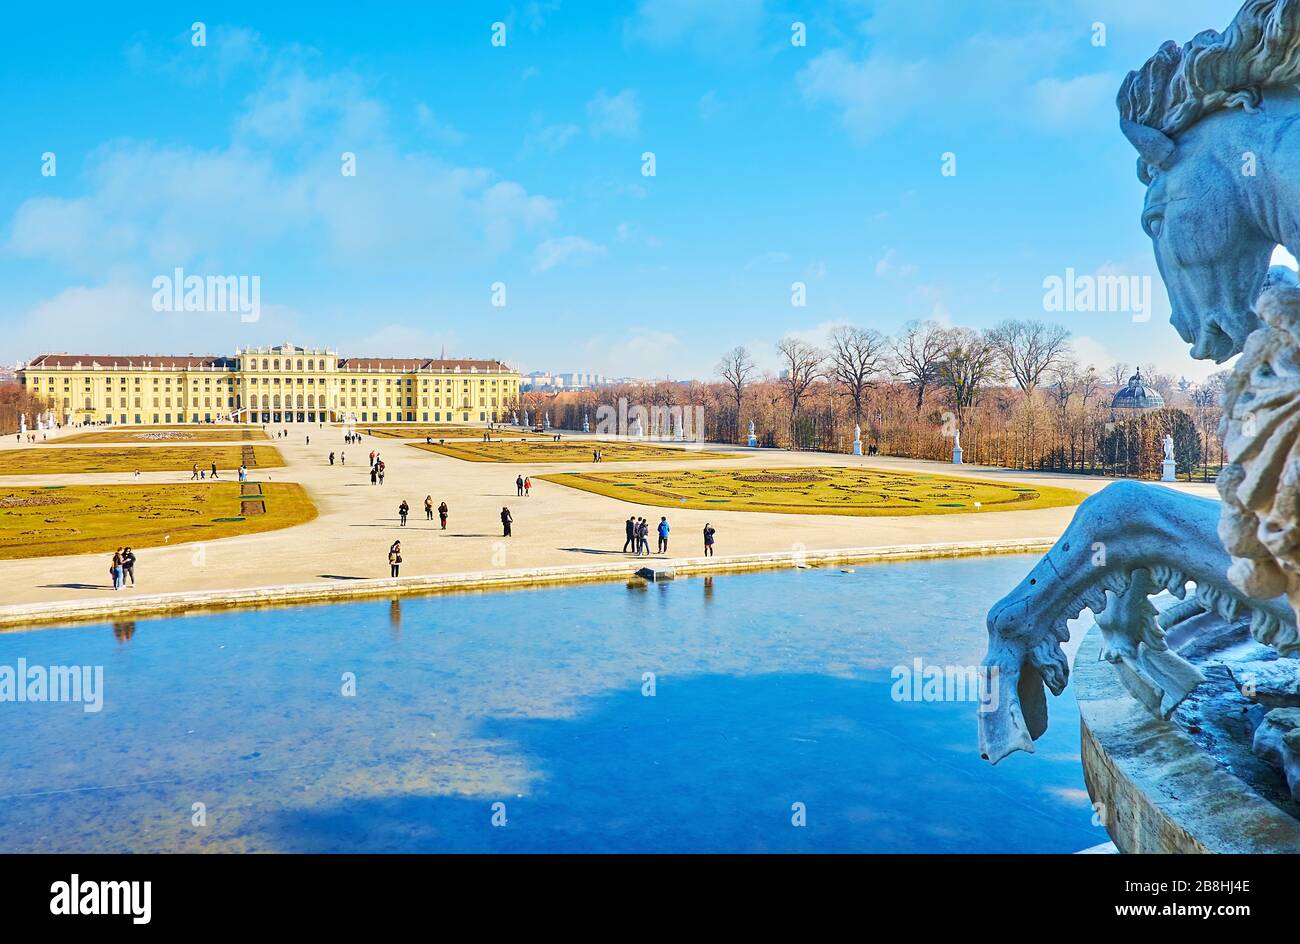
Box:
[18, 343, 521, 426]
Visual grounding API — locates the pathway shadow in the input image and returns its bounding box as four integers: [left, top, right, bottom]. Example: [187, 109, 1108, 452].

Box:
[253, 673, 1102, 854]
[318, 574, 367, 581]
[38, 583, 110, 591]
[558, 548, 636, 556]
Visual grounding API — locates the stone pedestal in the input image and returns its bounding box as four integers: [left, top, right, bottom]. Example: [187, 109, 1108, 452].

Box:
[852, 441, 862, 456]
[952, 446, 963, 465]
[1162, 459, 1176, 482]
[747, 434, 758, 447]
[1075, 623, 1300, 853]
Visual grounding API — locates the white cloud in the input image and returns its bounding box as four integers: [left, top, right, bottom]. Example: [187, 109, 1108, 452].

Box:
[1068, 334, 1117, 373]
[531, 236, 607, 273]
[698, 90, 725, 121]
[797, 29, 1100, 141]
[583, 327, 683, 376]
[587, 89, 641, 138]
[415, 103, 467, 146]
[344, 322, 460, 359]
[4, 66, 558, 273]
[126, 25, 268, 85]
[625, 0, 766, 54]
[237, 69, 387, 144]
[798, 49, 927, 139]
[524, 122, 580, 152]
[6, 278, 306, 361]
[875, 248, 917, 278]
[1031, 73, 1120, 131]
[744, 250, 792, 271]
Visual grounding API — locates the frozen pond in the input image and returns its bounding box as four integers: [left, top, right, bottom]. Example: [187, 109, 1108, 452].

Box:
[0, 555, 1106, 852]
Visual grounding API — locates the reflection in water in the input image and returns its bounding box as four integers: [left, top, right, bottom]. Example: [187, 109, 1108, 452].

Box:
[0, 555, 1105, 853]
[111, 621, 136, 643]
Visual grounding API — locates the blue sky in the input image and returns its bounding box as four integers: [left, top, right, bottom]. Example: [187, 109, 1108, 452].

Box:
[0, 0, 1255, 381]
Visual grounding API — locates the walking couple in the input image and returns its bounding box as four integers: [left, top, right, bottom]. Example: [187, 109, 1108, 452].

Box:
[425, 495, 448, 528]
[109, 547, 136, 590]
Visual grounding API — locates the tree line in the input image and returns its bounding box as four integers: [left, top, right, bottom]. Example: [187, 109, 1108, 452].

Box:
[528, 318, 1227, 480]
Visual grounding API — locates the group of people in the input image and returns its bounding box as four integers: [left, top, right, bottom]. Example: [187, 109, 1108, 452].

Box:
[623, 516, 670, 555]
[190, 462, 219, 480]
[424, 495, 449, 527]
[621, 516, 716, 556]
[397, 497, 450, 528]
[343, 431, 362, 445]
[515, 475, 532, 496]
[108, 547, 136, 590]
[369, 451, 387, 484]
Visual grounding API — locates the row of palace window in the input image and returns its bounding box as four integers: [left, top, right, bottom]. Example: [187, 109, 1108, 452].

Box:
[245, 396, 501, 408]
[85, 410, 494, 424]
[237, 356, 505, 376]
[53, 393, 507, 410]
[32, 374, 509, 387]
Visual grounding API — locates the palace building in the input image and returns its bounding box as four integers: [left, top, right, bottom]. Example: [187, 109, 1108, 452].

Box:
[17, 343, 521, 426]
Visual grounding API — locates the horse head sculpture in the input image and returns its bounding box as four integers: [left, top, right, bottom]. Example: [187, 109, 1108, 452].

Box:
[1118, 0, 1300, 362]
[982, 0, 1300, 764]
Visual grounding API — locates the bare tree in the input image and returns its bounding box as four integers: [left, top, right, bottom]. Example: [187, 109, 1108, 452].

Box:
[775, 336, 824, 439]
[937, 328, 1002, 425]
[1107, 362, 1131, 388]
[715, 345, 755, 441]
[1141, 363, 1177, 403]
[827, 325, 889, 423]
[1048, 359, 1079, 414]
[892, 320, 946, 411]
[987, 319, 1071, 394]
[1077, 365, 1102, 409]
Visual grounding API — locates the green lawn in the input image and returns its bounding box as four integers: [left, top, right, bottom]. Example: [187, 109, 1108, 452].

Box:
[0, 445, 284, 475]
[58, 427, 269, 444]
[409, 440, 738, 463]
[0, 481, 317, 558]
[363, 424, 537, 440]
[538, 466, 1087, 516]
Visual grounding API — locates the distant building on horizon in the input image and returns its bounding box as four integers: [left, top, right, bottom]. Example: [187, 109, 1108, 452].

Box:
[522, 370, 617, 391]
[1110, 368, 1166, 413]
[17, 342, 520, 426]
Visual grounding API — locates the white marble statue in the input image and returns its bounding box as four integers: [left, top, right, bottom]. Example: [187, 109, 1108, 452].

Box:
[1163, 434, 1175, 462]
[746, 419, 758, 448]
[852, 423, 862, 456]
[582, 411, 590, 433]
[982, 0, 1300, 766]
